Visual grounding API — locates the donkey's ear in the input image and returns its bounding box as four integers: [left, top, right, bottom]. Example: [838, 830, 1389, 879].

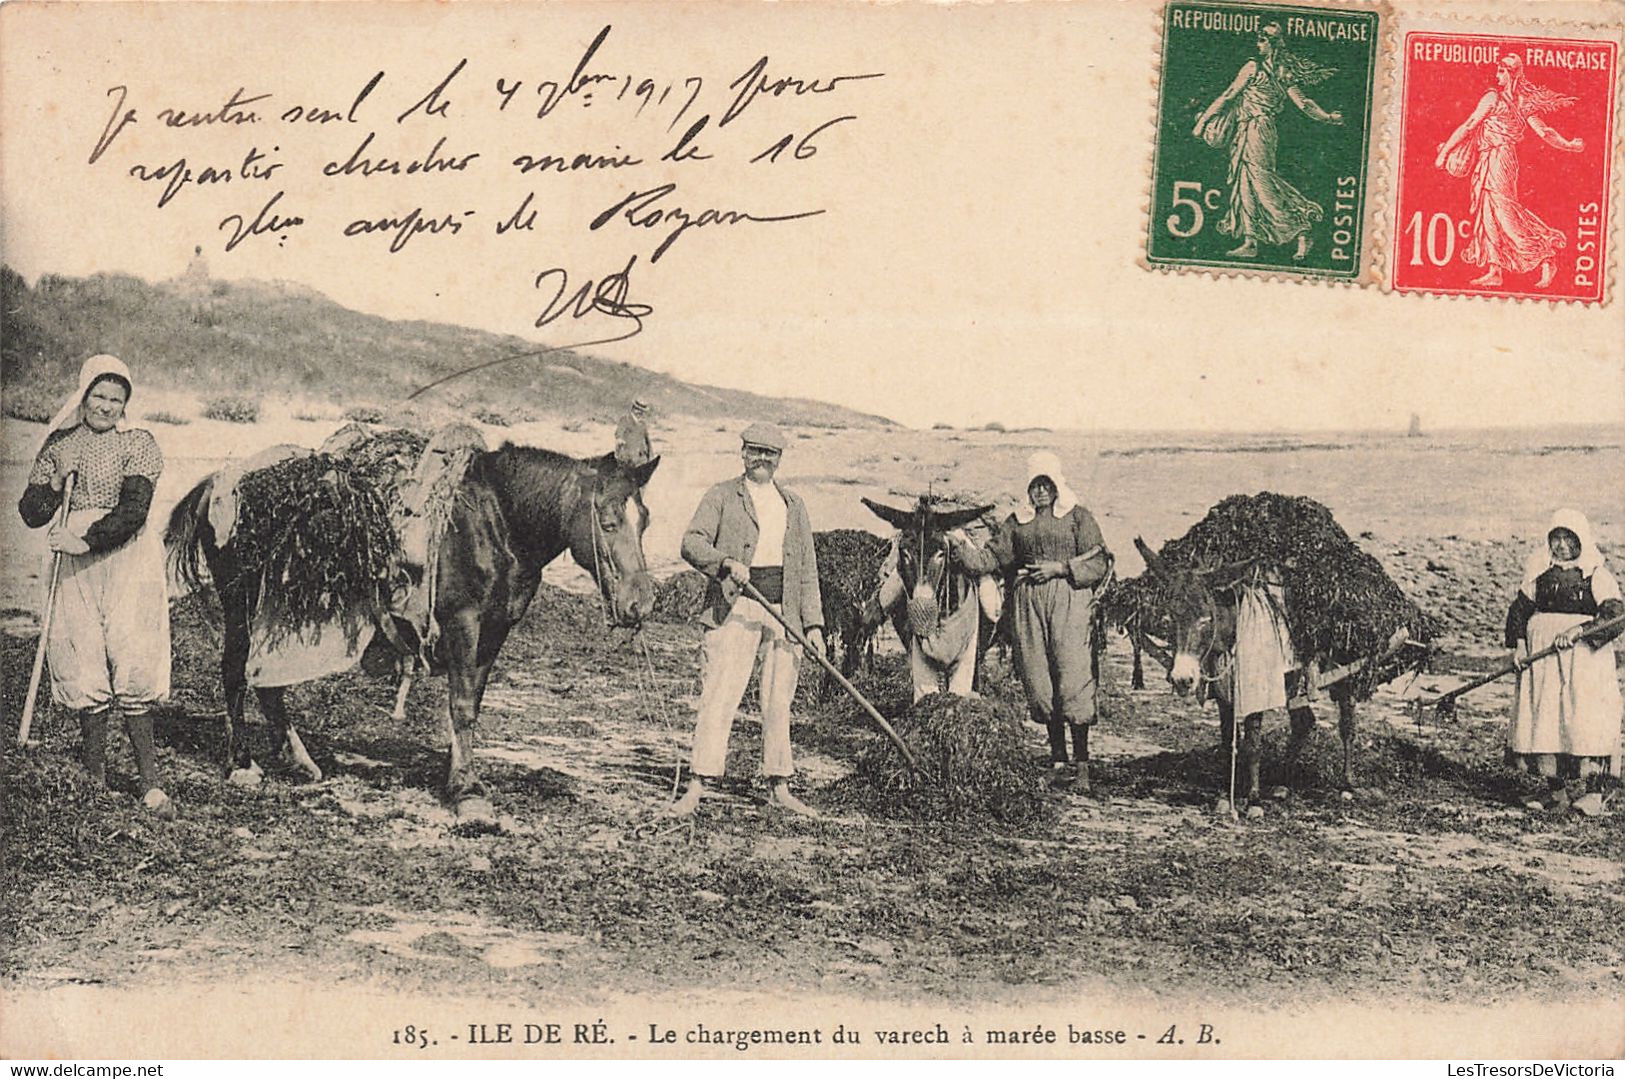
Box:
[928, 504, 996, 531]
[862, 497, 916, 532]
[1200, 554, 1257, 588]
[630, 455, 661, 489]
[1134, 536, 1169, 581]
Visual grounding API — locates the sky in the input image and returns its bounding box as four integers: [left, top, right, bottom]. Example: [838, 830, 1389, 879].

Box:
[1, 1, 1620, 432]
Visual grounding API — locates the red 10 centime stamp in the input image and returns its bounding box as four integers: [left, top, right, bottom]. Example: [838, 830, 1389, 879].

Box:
[1391, 29, 1619, 303]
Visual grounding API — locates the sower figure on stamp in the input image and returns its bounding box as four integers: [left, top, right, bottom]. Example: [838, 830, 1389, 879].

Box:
[1193, 21, 1344, 261]
[947, 452, 1111, 791]
[1434, 54, 1585, 290]
[666, 422, 825, 818]
[17, 355, 176, 820]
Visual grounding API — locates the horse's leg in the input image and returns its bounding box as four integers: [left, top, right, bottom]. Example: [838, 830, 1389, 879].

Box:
[1336, 693, 1358, 798]
[221, 596, 260, 786]
[257, 687, 322, 782]
[445, 660, 498, 825]
[392, 657, 416, 722]
[1280, 670, 1316, 797]
[1243, 712, 1265, 816]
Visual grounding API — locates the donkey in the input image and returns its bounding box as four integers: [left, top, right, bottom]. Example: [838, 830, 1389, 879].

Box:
[1133, 537, 1357, 815]
[812, 528, 892, 690]
[166, 445, 659, 824]
[862, 496, 997, 698]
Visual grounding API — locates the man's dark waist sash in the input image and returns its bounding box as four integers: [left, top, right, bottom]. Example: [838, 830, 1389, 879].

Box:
[749, 565, 784, 604]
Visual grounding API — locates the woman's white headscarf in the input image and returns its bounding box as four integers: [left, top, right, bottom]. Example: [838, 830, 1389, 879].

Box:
[1014, 450, 1078, 524]
[1520, 507, 1606, 597]
[30, 354, 133, 460]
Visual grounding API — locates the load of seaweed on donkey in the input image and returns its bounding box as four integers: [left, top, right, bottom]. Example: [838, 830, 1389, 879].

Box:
[1101, 492, 1437, 699]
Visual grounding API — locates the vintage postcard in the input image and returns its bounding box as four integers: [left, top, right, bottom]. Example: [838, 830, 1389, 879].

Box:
[1144, 0, 1384, 281]
[2, 0, 1623, 1065]
[1387, 16, 1622, 302]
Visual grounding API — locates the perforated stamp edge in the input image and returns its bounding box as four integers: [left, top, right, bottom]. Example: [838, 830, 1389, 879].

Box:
[1138, 0, 1393, 287]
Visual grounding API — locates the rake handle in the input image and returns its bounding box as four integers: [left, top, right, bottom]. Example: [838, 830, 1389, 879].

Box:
[736, 577, 921, 776]
[1431, 611, 1625, 715]
[18, 472, 77, 747]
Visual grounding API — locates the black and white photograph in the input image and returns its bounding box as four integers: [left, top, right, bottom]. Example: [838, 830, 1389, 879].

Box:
[1, 0, 1621, 1063]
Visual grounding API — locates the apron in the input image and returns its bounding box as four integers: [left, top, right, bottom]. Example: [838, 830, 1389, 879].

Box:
[1511, 611, 1624, 764]
[1230, 584, 1295, 716]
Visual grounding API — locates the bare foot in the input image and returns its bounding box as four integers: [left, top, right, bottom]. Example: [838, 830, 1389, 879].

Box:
[664, 780, 705, 818]
[1227, 240, 1259, 258]
[1536, 261, 1556, 288]
[1293, 234, 1313, 260]
[142, 788, 178, 822]
[768, 782, 818, 818]
[227, 762, 264, 789]
[1470, 266, 1503, 287]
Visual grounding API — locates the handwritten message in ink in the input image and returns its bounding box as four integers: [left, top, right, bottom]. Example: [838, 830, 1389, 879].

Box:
[85, 26, 885, 362]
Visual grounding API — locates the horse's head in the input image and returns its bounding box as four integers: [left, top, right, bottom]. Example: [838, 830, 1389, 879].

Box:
[573, 454, 660, 627]
[1133, 536, 1249, 696]
[863, 496, 994, 595]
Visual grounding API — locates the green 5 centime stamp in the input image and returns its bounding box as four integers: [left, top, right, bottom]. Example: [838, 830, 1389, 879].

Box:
[1146, 2, 1381, 279]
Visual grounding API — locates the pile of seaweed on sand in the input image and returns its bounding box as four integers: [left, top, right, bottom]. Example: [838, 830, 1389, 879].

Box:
[231, 451, 403, 648]
[827, 692, 1052, 825]
[1103, 493, 1437, 699]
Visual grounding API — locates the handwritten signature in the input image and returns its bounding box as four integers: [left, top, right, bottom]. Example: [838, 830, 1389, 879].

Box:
[590, 182, 823, 263]
[405, 255, 650, 400]
[534, 254, 651, 336]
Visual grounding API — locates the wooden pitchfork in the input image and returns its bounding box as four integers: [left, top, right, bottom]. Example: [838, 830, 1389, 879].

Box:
[737, 578, 922, 776]
[18, 472, 76, 747]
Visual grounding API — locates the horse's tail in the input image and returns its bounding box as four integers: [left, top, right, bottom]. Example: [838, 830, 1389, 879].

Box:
[164, 475, 216, 594]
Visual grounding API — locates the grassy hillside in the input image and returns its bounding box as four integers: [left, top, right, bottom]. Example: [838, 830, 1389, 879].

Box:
[0, 266, 892, 429]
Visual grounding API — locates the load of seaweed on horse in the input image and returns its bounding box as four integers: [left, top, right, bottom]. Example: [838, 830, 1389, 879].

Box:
[230, 454, 403, 647]
[166, 427, 432, 650]
[1103, 492, 1437, 699]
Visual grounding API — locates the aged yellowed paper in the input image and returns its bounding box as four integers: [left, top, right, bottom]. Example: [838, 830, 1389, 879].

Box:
[2, 0, 1621, 1062]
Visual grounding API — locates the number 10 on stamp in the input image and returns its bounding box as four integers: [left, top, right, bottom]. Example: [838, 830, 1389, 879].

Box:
[1146, 1, 1379, 279]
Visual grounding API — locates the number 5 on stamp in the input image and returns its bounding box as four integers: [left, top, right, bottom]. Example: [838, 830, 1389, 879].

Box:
[1145, 1, 1380, 280]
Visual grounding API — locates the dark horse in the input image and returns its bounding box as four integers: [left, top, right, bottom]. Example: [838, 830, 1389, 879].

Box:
[166, 444, 660, 824]
[861, 496, 996, 695]
[1133, 537, 1356, 815]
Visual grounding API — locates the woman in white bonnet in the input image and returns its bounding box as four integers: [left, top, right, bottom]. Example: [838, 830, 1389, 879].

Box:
[1504, 508, 1624, 815]
[948, 451, 1111, 791]
[17, 354, 175, 820]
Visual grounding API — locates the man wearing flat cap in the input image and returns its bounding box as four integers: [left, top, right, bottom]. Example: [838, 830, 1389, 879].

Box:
[669, 421, 824, 817]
